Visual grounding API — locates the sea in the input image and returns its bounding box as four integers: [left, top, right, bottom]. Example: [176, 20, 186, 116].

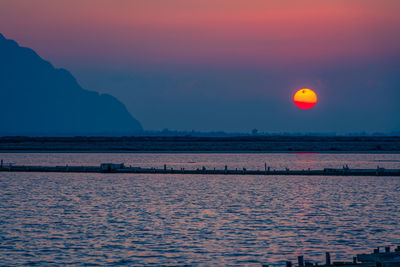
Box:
[0, 153, 399, 266]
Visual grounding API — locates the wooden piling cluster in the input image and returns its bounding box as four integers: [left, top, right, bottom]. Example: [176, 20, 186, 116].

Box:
[0, 163, 400, 176]
[262, 246, 400, 266]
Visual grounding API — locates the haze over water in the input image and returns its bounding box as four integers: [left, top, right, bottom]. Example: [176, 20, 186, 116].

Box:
[1, 153, 400, 265]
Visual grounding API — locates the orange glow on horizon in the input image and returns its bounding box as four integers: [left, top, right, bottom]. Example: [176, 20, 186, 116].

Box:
[293, 88, 317, 109]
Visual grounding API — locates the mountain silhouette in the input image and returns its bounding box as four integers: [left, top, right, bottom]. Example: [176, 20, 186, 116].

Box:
[0, 33, 142, 135]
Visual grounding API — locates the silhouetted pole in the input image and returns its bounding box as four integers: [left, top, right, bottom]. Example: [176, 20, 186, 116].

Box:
[298, 256, 304, 267]
[326, 252, 331, 265]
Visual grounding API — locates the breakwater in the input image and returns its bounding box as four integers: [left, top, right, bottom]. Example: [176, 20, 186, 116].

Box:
[1, 163, 399, 176]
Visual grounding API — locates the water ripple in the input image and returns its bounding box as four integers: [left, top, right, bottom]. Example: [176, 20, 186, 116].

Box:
[0, 153, 400, 265]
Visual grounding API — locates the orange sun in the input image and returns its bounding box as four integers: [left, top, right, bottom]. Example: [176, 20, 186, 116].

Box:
[293, 88, 317, 109]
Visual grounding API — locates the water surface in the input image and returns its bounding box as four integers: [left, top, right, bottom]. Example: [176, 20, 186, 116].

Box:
[0, 153, 399, 265]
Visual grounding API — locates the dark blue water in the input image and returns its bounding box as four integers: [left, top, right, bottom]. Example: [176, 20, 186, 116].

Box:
[0, 153, 399, 265]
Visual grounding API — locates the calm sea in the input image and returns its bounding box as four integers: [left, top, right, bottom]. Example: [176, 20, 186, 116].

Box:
[0, 153, 399, 265]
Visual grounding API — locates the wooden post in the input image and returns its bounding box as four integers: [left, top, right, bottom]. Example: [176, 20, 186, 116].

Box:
[225, 165, 228, 174]
[326, 252, 331, 265]
[286, 261, 292, 267]
[298, 256, 304, 267]
[385, 246, 390, 253]
[164, 164, 166, 171]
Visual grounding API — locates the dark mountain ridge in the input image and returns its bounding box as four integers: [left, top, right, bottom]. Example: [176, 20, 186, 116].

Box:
[0, 33, 142, 135]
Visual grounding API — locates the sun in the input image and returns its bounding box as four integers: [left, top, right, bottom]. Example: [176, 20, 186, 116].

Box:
[293, 88, 317, 109]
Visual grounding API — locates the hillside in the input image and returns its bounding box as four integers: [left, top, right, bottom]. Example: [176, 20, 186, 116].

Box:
[0, 33, 142, 135]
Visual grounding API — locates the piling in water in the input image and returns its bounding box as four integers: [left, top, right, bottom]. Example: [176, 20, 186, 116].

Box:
[298, 255, 304, 267]
[274, 246, 400, 266]
[326, 252, 331, 265]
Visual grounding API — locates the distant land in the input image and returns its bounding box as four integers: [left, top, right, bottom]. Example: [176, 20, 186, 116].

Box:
[0, 136, 399, 152]
[0, 33, 142, 135]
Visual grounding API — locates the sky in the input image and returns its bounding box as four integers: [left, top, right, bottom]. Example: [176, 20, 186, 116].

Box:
[1, 0, 399, 133]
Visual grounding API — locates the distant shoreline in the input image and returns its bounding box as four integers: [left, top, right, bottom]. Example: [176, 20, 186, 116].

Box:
[1, 150, 400, 154]
[0, 136, 399, 153]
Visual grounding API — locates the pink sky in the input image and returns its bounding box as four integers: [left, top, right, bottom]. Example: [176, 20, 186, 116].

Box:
[1, 0, 399, 67]
[1, 1, 399, 132]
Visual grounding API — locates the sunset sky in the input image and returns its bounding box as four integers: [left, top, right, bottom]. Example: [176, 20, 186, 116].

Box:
[1, 0, 399, 133]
